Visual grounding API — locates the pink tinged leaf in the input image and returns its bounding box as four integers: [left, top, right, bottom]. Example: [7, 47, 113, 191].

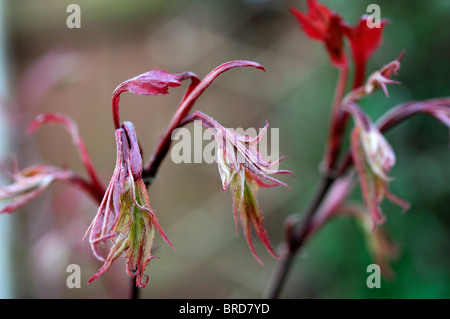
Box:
[371, 175, 410, 226]
[0, 180, 50, 214]
[360, 125, 396, 181]
[240, 207, 262, 265]
[84, 186, 115, 261]
[232, 172, 280, 263]
[351, 127, 385, 228]
[217, 147, 235, 192]
[111, 70, 197, 129]
[124, 210, 157, 288]
[342, 57, 402, 105]
[132, 179, 174, 250]
[365, 73, 400, 98]
[89, 180, 170, 286]
[0, 165, 73, 214]
[231, 181, 242, 238]
[113, 70, 183, 97]
[431, 110, 450, 127]
[122, 121, 142, 180]
[197, 118, 289, 263]
[88, 233, 129, 284]
[196, 112, 293, 189]
[244, 166, 291, 189]
[369, 177, 387, 228]
[382, 184, 410, 213]
[194, 114, 239, 191]
[125, 180, 171, 287]
[364, 57, 402, 97]
[249, 209, 279, 261]
[83, 128, 128, 260]
[228, 123, 274, 168]
[88, 178, 171, 286]
[346, 105, 396, 182]
[232, 178, 264, 264]
[352, 126, 409, 229]
[235, 177, 279, 265]
[0, 165, 54, 197]
[206, 124, 237, 192]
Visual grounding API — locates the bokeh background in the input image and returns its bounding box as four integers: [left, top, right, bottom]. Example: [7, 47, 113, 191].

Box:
[0, 0, 448, 298]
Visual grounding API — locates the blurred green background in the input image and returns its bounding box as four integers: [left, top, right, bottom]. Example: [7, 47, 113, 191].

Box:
[0, 0, 448, 298]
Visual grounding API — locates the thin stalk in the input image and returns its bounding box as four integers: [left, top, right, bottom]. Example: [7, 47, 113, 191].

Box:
[332, 64, 349, 115]
[264, 253, 294, 299]
[352, 58, 366, 90]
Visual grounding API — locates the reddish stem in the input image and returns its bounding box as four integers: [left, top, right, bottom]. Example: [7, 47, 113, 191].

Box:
[325, 63, 349, 171]
[73, 134, 106, 197]
[352, 58, 366, 90]
[66, 174, 104, 204]
[265, 175, 334, 298]
[142, 61, 264, 180]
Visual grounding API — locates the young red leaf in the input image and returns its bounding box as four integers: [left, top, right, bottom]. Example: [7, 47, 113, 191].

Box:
[290, 1, 347, 68]
[342, 15, 389, 88]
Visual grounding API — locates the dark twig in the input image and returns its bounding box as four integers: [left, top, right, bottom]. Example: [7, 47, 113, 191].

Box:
[131, 278, 140, 299]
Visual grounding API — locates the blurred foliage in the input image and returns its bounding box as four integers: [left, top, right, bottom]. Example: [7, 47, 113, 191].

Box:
[4, 0, 449, 298]
[278, 0, 450, 299]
